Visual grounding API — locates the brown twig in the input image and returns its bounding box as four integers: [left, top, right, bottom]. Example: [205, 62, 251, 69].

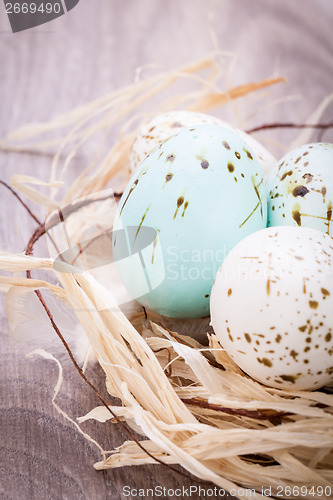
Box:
[45, 191, 123, 233]
[24, 190, 123, 257]
[181, 398, 291, 424]
[25, 223, 47, 256]
[240, 454, 278, 467]
[246, 122, 333, 134]
[317, 120, 333, 142]
[0, 180, 42, 225]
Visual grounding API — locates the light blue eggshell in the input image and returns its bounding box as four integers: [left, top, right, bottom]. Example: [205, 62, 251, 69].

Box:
[113, 124, 267, 318]
[267, 143, 333, 235]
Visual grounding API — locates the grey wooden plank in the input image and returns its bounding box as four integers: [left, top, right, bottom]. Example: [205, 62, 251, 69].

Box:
[1, 1, 332, 499]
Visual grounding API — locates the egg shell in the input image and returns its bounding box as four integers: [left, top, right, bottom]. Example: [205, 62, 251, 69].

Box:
[129, 110, 276, 180]
[210, 226, 333, 391]
[267, 142, 333, 235]
[113, 124, 267, 319]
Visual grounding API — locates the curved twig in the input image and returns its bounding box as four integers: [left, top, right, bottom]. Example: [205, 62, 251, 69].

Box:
[0, 180, 42, 225]
[246, 122, 333, 134]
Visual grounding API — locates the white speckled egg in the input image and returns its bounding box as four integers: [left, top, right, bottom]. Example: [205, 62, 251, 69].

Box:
[114, 124, 267, 319]
[267, 143, 333, 235]
[210, 226, 333, 391]
[129, 111, 276, 179]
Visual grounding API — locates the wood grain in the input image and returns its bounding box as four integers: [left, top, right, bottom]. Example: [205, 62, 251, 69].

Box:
[1, 1, 332, 499]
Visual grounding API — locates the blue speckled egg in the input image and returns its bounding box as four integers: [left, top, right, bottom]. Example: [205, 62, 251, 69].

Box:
[267, 143, 333, 235]
[113, 124, 267, 318]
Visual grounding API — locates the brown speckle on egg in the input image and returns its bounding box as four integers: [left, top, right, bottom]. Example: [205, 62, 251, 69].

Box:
[290, 350, 299, 361]
[243, 148, 253, 160]
[173, 196, 184, 219]
[302, 173, 313, 183]
[292, 185, 309, 197]
[257, 357, 273, 367]
[292, 207, 302, 226]
[119, 178, 139, 215]
[280, 374, 297, 383]
[181, 201, 189, 217]
[266, 279, 271, 296]
[280, 170, 293, 181]
[244, 333, 251, 343]
[327, 201, 332, 227]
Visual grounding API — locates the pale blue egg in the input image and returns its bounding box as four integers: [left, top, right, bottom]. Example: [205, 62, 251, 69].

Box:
[267, 143, 333, 235]
[113, 124, 267, 318]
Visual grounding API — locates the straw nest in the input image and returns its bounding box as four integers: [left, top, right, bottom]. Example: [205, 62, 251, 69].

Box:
[1, 55, 332, 499]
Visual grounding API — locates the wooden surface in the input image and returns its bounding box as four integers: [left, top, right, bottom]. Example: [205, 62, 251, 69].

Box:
[1, 1, 333, 499]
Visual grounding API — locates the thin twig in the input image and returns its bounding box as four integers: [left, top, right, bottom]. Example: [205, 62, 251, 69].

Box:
[181, 398, 291, 423]
[317, 119, 333, 142]
[25, 223, 46, 256]
[24, 190, 123, 258]
[246, 122, 333, 134]
[0, 180, 42, 225]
